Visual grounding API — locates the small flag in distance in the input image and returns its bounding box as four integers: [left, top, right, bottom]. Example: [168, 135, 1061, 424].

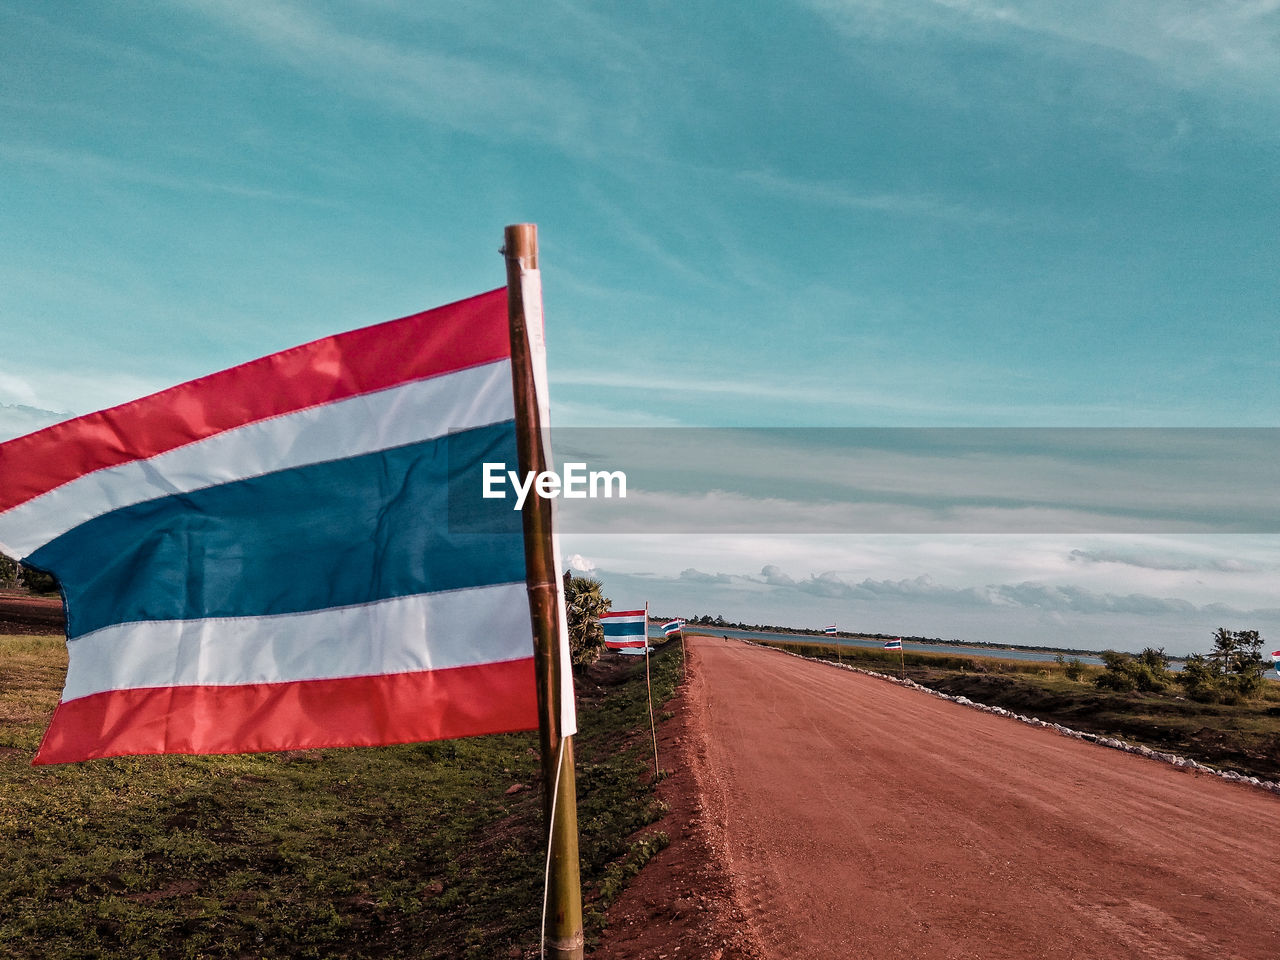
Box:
[601, 610, 648, 649]
[884, 638, 903, 650]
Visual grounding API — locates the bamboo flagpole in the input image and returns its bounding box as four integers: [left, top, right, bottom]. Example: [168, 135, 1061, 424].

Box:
[644, 602, 659, 777]
[503, 224, 584, 960]
[886, 637, 906, 680]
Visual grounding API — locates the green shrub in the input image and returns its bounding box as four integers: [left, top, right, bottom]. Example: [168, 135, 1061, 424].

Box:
[1094, 648, 1171, 694]
[1178, 630, 1269, 703]
[19, 564, 59, 595]
[1179, 653, 1223, 702]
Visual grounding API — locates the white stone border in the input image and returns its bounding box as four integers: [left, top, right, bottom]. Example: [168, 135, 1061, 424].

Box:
[748, 640, 1280, 798]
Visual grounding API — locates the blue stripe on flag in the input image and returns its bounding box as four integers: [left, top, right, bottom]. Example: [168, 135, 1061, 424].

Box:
[602, 620, 647, 638]
[29, 420, 524, 639]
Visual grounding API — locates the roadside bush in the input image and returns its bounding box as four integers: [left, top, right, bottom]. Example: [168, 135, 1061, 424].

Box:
[20, 564, 59, 595]
[1177, 629, 1268, 703]
[1095, 648, 1171, 693]
[1179, 654, 1222, 702]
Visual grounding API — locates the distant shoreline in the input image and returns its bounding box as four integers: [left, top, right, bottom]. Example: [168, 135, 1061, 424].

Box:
[671, 621, 1185, 663]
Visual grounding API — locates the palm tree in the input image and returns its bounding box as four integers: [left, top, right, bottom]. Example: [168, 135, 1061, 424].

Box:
[562, 572, 610, 666]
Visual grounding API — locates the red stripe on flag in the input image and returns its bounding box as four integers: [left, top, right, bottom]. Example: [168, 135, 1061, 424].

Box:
[601, 610, 646, 618]
[0, 288, 509, 513]
[33, 656, 537, 765]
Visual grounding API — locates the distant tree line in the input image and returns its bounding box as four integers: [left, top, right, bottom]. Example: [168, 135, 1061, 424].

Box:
[0, 557, 57, 594]
[682, 614, 944, 644]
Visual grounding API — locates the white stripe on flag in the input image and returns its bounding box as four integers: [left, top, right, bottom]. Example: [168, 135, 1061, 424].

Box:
[0, 360, 513, 558]
[61, 582, 532, 702]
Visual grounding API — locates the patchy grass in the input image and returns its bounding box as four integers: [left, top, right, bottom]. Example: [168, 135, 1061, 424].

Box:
[763, 639, 1280, 782]
[0, 632, 684, 958]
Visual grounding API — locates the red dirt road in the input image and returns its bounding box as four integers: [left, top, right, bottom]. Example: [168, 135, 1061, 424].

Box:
[678, 637, 1279, 959]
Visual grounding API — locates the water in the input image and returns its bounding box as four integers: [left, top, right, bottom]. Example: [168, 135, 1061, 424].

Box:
[657, 624, 1280, 675]
[672, 625, 1110, 667]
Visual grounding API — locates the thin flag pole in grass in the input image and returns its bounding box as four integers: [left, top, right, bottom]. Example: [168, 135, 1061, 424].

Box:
[885, 637, 905, 679]
[662, 618, 685, 672]
[644, 602, 659, 777]
[503, 223, 583, 960]
[600, 607, 657, 775]
[825, 623, 841, 664]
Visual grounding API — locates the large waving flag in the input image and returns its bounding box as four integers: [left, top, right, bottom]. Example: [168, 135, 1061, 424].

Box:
[0, 288, 568, 764]
[601, 610, 648, 649]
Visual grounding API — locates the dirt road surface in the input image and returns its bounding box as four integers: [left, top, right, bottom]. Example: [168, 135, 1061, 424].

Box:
[609, 636, 1279, 959]
[0, 590, 64, 634]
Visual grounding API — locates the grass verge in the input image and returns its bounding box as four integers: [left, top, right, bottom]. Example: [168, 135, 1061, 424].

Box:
[761, 639, 1280, 782]
[0, 632, 684, 959]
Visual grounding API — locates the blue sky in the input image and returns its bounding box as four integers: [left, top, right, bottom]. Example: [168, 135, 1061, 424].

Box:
[3, 1, 1279, 654]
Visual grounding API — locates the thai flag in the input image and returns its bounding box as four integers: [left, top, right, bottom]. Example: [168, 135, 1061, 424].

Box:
[601, 610, 648, 649]
[884, 638, 903, 650]
[0, 288, 571, 764]
[1272, 651, 1280, 672]
[661, 619, 683, 636]
[824, 625, 837, 635]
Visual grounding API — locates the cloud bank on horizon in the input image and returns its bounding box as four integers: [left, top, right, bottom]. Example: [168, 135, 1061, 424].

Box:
[571, 533, 1280, 656]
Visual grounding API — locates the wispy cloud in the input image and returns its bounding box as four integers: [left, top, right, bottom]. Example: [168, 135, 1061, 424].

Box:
[0, 362, 166, 424]
[548, 398, 686, 428]
[0, 373, 39, 409]
[552, 368, 1206, 427]
[1068, 547, 1266, 574]
[737, 169, 1012, 225]
[551, 428, 1280, 533]
[0, 143, 337, 206]
[802, 0, 1280, 96]
[673, 562, 1275, 619]
[572, 184, 728, 289]
[0, 404, 67, 442]
[181, 0, 606, 155]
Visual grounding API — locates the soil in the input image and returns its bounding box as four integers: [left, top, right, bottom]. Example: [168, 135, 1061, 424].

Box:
[0, 590, 64, 635]
[586, 646, 761, 960]
[593, 636, 1280, 959]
